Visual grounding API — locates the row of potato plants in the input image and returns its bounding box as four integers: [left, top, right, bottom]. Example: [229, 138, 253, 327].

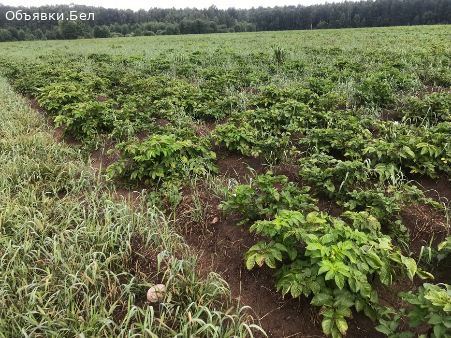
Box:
[208, 54, 451, 336]
[220, 172, 450, 338]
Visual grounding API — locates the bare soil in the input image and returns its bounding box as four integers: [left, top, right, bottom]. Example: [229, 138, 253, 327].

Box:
[215, 150, 266, 183]
[90, 140, 120, 170]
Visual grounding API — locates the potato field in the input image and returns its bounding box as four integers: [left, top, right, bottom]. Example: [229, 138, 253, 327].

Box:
[0, 26, 450, 338]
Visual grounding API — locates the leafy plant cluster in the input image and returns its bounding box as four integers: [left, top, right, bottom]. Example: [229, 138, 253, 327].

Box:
[220, 172, 433, 338]
[298, 153, 440, 225]
[106, 129, 218, 185]
[355, 67, 417, 108]
[399, 92, 451, 125]
[299, 119, 451, 178]
[213, 100, 308, 158]
[377, 283, 451, 338]
[364, 122, 451, 177]
[220, 171, 318, 224]
[213, 97, 353, 159]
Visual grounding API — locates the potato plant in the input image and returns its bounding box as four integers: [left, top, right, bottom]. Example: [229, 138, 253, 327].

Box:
[377, 283, 451, 338]
[222, 173, 433, 338]
[106, 130, 217, 184]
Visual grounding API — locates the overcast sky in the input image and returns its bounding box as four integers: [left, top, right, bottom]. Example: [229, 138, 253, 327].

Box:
[2, 0, 356, 11]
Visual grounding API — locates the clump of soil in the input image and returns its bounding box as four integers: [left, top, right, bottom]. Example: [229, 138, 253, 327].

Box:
[155, 118, 170, 127]
[215, 151, 266, 183]
[95, 95, 110, 102]
[90, 140, 120, 170]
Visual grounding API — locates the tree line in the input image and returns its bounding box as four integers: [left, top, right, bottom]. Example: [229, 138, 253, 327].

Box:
[0, 0, 450, 41]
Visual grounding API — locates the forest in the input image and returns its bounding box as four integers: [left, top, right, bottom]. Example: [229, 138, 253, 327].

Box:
[0, 0, 451, 41]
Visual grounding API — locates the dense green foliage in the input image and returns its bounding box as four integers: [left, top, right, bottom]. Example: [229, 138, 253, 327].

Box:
[377, 283, 451, 338]
[1, 0, 451, 41]
[221, 172, 435, 338]
[0, 27, 450, 337]
[106, 131, 218, 183]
